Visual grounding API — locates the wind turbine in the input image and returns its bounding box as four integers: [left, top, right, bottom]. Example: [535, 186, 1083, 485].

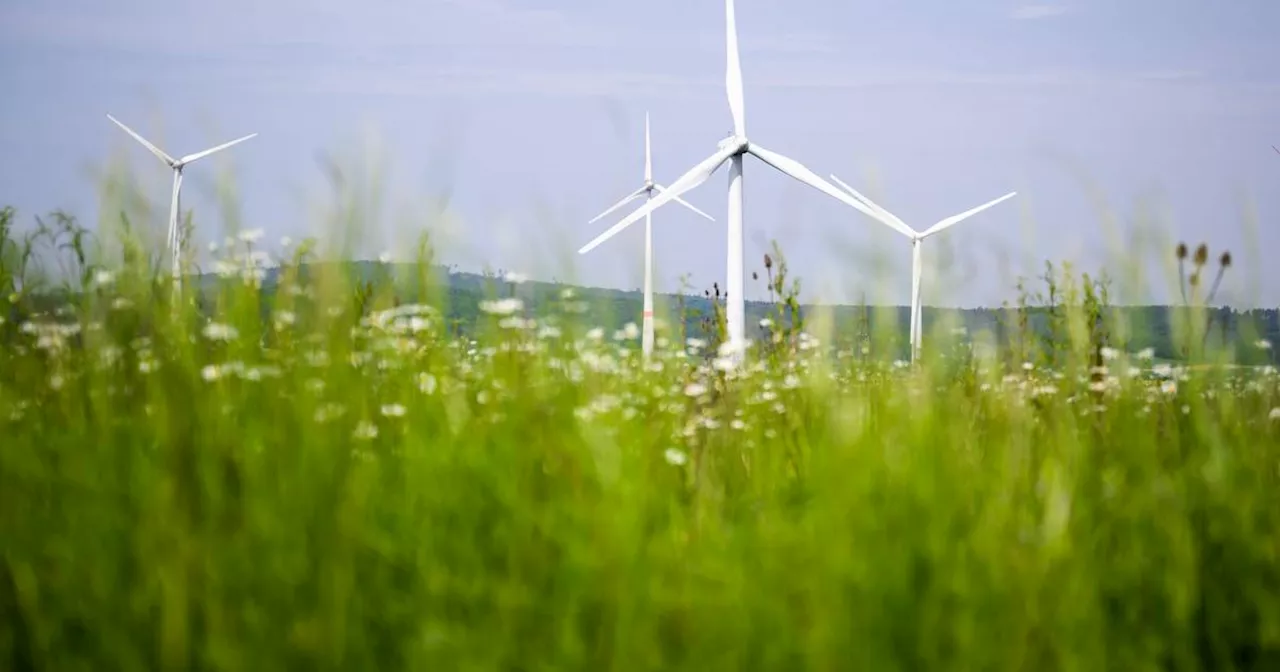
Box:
[106, 114, 257, 284]
[577, 0, 909, 361]
[579, 112, 716, 357]
[829, 174, 1016, 362]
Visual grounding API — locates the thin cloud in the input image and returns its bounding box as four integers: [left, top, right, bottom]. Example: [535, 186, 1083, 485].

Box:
[1135, 69, 1204, 81]
[1010, 4, 1070, 20]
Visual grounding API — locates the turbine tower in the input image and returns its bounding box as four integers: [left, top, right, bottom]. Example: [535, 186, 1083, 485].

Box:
[579, 0, 909, 362]
[107, 114, 257, 285]
[830, 174, 1016, 362]
[578, 112, 715, 357]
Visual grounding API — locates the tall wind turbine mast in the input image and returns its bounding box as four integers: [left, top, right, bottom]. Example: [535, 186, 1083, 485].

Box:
[107, 114, 257, 286]
[578, 113, 715, 357]
[829, 174, 1016, 362]
[581, 0, 908, 361]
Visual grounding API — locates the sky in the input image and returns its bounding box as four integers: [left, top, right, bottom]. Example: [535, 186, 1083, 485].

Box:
[1, 0, 1278, 307]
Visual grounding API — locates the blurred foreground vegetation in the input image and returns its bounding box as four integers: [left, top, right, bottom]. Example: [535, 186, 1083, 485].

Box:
[2, 205, 1279, 670]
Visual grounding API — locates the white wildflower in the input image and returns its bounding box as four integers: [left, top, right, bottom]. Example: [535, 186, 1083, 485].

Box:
[202, 322, 239, 341]
[201, 365, 221, 382]
[353, 421, 378, 440]
[713, 356, 737, 372]
[664, 448, 688, 466]
[503, 271, 529, 284]
[418, 373, 438, 395]
[380, 403, 406, 418]
[479, 298, 523, 316]
[237, 228, 264, 243]
[684, 382, 708, 398]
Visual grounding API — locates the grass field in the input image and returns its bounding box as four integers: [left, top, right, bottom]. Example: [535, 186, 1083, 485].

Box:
[2, 208, 1280, 670]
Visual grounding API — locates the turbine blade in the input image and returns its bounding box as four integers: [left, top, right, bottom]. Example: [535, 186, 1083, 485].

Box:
[920, 191, 1017, 238]
[829, 173, 915, 237]
[578, 145, 735, 255]
[748, 144, 917, 238]
[107, 114, 175, 166]
[725, 0, 745, 135]
[587, 186, 648, 225]
[644, 112, 653, 182]
[653, 184, 715, 221]
[178, 133, 258, 165]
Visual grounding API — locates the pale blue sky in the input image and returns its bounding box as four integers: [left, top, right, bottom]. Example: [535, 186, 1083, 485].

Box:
[1, 0, 1278, 306]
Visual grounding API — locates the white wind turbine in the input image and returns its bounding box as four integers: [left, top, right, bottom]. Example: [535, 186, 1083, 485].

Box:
[577, 0, 910, 361]
[579, 112, 716, 357]
[107, 114, 257, 284]
[829, 174, 1016, 362]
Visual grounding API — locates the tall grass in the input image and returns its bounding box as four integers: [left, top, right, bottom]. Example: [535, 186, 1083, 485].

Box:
[2, 182, 1279, 671]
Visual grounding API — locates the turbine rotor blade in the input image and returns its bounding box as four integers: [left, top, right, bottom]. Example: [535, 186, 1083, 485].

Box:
[829, 173, 915, 237]
[920, 191, 1018, 238]
[725, 0, 745, 135]
[586, 186, 648, 225]
[747, 144, 916, 238]
[653, 184, 715, 221]
[177, 133, 258, 166]
[644, 112, 653, 182]
[107, 114, 176, 166]
[578, 144, 737, 255]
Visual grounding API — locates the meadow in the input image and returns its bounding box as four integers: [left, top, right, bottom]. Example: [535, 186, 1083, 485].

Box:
[2, 199, 1280, 671]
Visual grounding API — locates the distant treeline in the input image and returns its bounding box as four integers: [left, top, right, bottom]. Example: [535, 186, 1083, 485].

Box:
[8, 260, 1278, 366]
